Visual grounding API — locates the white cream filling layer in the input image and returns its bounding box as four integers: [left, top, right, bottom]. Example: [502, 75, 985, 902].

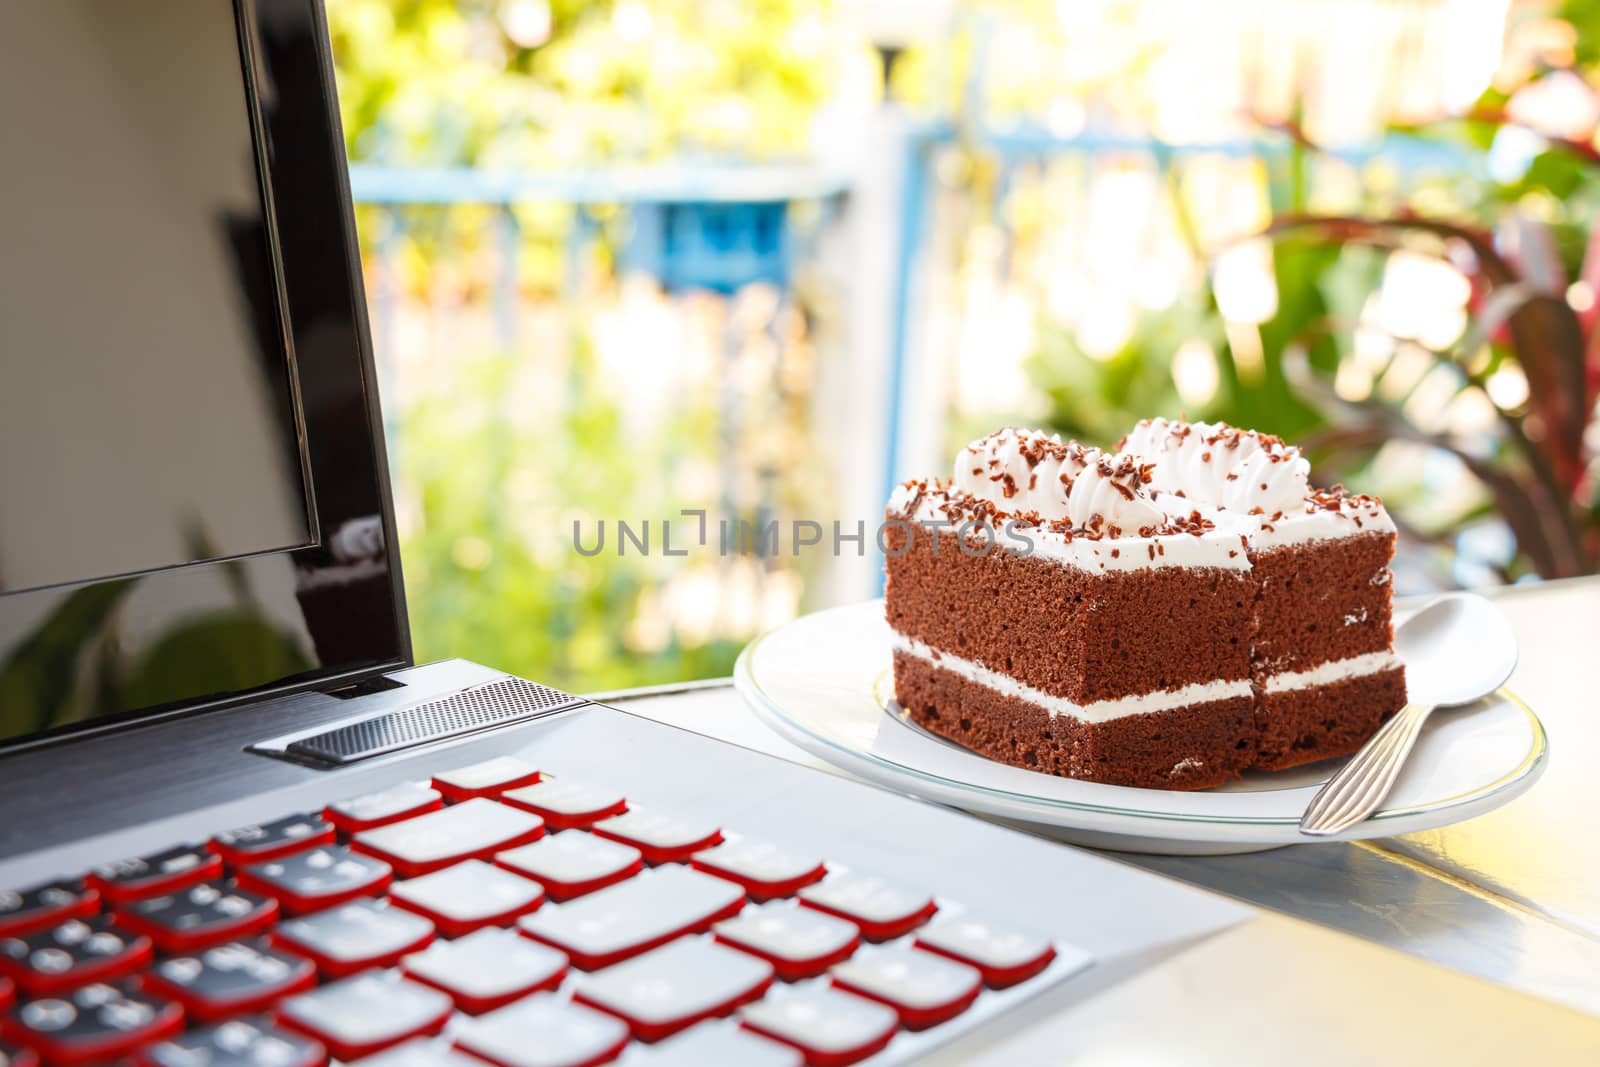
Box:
[890, 631, 1402, 724]
[889, 631, 1252, 724]
[1260, 650, 1402, 694]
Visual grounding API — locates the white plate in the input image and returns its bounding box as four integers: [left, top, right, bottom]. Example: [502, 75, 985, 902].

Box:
[733, 600, 1548, 855]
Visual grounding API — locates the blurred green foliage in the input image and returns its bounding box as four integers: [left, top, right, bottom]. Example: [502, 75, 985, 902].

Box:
[327, 0, 840, 167]
[1021, 1, 1600, 581]
[393, 340, 749, 691]
[328, 0, 842, 690]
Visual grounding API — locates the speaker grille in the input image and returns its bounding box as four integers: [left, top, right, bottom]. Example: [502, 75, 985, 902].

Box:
[286, 678, 587, 764]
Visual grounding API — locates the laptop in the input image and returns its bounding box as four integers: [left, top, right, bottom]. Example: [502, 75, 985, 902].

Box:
[0, 3, 1245, 1065]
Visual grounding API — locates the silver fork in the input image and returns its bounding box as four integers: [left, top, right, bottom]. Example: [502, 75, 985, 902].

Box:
[1299, 593, 1517, 837]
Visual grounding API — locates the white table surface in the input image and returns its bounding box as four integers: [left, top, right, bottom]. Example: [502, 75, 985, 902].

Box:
[599, 575, 1600, 1052]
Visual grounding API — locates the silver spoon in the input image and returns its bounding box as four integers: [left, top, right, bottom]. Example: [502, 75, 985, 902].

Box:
[1298, 592, 1518, 836]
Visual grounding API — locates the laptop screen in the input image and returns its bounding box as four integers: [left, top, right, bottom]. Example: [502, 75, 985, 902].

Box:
[0, 0, 410, 752]
[0, 2, 314, 596]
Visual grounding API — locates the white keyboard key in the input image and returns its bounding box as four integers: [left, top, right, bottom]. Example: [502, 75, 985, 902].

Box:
[518, 866, 744, 970]
[354, 798, 544, 877]
[432, 757, 541, 801]
[276, 971, 452, 1063]
[691, 841, 826, 899]
[798, 874, 936, 941]
[496, 833, 642, 901]
[574, 938, 773, 1041]
[347, 1037, 484, 1067]
[403, 928, 567, 1014]
[591, 808, 722, 864]
[272, 900, 433, 978]
[830, 946, 982, 1029]
[389, 860, 544, 936]
[326, 783, 443, 833]
[636, 1021, 802, 1067]
[914, 917, 1073, 988]
[712, 901, 860, 980]
[739, 986, 898, 1066]
[453, 994, 628, 1067]
[502, 780, 627, 830]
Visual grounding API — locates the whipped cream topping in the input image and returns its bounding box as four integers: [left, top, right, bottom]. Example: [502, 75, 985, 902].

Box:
[952, 428, 1089, 518]
[891, 418, 1393, 572]
[1064, 453, 1166, 535]
[1119, 417, 1310, 516]
[951, 428, 1174, 537]
[1252, 489, 1396, 548]
[886, 480, 1249, 574]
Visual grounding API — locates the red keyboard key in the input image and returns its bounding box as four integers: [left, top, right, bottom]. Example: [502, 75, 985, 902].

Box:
[829, 946, 981, 1030]
[431, 757, 540, 802]
[914, 917, 1071, 988]
[141, 1016, 326, 1067]
[641, 1024, 802, 1067]
[116, 883, 279, 953]
[353, 799, 544, 878]
[238, 846, 392, 915]
[739, 986, 898, 1067]
[325, 783, 443, 834]
[0, 883, 98, 939]
[277, 972, 451, 1062]
[501, 781, 626, 830]
[496, 834, 642, 901]
[0, 917, 152, 996]
[0, 978, 11, 1014]
[591, 809, 722, 865]
[712, 902, 860, 981]
[691, 841, 826, 900]
[798, 875, 936, 942]
[401, 928, 567, 1014]
[518, 866, 745, 970]
[0, 1038, 38, 1067]
[141, 941, 317, 1023]
[1, 981, 183, 1067]
[388, 861, 543, 938]
[272, 901, 433, 979]
[575, 938, 773, 1042]
[211, 815, 336, 867]
[453, 994, 627, 1067]
[87, 846, 223, 906]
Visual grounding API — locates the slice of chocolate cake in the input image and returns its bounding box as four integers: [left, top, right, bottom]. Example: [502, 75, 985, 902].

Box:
[884, 422, 1406, 791]
[885, 429, 1261, 790]
[1120, 419, 1405, 771]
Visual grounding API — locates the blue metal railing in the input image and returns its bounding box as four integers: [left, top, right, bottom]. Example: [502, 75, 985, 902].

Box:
[348, 162, 850, 354]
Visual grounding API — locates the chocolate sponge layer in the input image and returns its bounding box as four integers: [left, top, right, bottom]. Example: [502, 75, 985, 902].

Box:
[883, 520, 1254, 703]
[893, 651, 1257, 790]
[1254, 666, 1407, 771]
[1251, 532, 1396, 678]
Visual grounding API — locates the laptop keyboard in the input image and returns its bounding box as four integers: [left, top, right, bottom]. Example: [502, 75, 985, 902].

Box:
[0, 754, 1091, 1066]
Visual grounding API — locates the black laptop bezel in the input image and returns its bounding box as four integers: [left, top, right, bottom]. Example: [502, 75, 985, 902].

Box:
[0, 0, 411, 756]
